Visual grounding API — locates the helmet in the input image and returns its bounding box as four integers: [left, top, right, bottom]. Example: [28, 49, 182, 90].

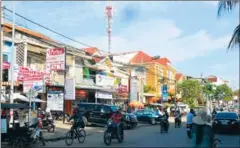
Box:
[73, 107, 78, 115]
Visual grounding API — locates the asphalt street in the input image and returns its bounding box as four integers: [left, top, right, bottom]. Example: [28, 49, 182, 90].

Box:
[44, 121, 240, 148]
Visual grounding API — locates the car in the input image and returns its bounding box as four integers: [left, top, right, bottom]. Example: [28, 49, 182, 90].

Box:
[135, 109, 160, 125]
[213, 112, 240, 134]
[77, 103, 138, 129]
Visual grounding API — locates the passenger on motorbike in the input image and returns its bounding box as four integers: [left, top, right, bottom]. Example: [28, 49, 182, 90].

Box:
[110, 108, 123, 135]
[68, 107, 84, 130]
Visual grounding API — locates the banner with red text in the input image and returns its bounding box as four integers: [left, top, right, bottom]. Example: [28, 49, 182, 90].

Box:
[46, 48, 65, 71]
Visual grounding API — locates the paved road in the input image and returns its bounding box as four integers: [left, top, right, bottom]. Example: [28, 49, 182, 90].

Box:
[44, 121, 240, 148]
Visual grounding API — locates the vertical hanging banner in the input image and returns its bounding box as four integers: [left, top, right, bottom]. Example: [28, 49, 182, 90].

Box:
[65, 77, 75, 100]
[46, 48, 66, 83]
[162, 85, 168, 102]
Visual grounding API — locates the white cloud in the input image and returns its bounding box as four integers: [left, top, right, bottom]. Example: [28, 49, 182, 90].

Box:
[70, 18, 230, 64]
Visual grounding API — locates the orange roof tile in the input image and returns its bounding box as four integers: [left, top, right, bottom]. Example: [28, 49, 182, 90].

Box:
[153, 57, 171, 66]
[176, 73, 183, 81]
[84, 47, 99, 56]
[130, 51, 153, 64]
[3, 23, 54, 42]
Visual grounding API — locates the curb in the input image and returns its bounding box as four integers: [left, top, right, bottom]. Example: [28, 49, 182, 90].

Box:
[45, 133, 93, 142]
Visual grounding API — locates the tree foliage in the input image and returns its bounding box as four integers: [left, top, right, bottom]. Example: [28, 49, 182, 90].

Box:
[177, 80, 202, 107]
[144, 85, 155, 93]
[218, 1, 240, 49]
[233, 89, 240, 97]
[215, 84, 233, 101]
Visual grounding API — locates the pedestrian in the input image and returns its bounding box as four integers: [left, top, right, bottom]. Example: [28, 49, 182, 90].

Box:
[191, 109, 214, 148]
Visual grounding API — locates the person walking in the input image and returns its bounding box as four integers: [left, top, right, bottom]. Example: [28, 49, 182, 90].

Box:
[191, 109, 214, 148]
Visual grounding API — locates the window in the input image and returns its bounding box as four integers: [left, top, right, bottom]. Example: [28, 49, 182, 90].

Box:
[93, 105, 101, 112]
[103, 106, 112, 113]
[3, 54, 8, 62]
[136, 110, 144, 115]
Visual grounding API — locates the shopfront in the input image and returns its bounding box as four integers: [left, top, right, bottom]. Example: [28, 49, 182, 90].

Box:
[95, 91, 113, 104]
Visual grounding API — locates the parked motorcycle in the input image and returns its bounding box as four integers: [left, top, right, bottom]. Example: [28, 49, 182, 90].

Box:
[103, 119, 124, 146]
[160, 117, 169, 133]
[186, 124, 192, 139]
[40, 111, 56, 132]
[13, 121, 45, 148]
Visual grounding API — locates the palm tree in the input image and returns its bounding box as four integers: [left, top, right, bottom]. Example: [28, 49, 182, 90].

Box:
[218, 1, 240, 49]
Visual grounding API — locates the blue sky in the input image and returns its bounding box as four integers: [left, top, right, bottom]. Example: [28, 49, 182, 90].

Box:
[3, 1, 239, 89]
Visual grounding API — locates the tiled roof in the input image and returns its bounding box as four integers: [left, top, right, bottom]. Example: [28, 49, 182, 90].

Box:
[176, 73, 183, 81]
[207, 77, 217, 82]
[153, 57, 171, 66]
[3, 23, 54, 42]
[130, 51, 153, 64]
[84, 47, 99, 56]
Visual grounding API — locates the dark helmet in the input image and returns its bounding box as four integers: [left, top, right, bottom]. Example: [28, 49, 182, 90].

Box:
[73, 107, 79, 115]
[190, 109, 194, 113]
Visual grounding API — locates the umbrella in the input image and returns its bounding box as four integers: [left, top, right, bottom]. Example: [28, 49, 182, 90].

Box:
[30, 97, 46, 103]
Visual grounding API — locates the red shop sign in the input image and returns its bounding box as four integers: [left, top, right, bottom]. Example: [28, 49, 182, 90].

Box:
[2, 62, 10, 69]
[117, 85, 128, 93]
[76, 90, 87, 99]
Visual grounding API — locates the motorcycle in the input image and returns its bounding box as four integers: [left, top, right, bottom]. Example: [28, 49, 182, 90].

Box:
[40, 112, 56, 132]
[103, 119, 124, 146]
[160, 117, 169, 133]
[13, 121, 45, 148]
[175, 116, 181, 128]
[186, 124, 192, 139]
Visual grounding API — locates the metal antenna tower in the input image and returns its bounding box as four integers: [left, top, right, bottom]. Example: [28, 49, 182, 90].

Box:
[105, 1, 113, 54]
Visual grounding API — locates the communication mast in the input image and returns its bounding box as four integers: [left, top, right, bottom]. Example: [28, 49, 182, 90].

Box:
[105, 2, 113, 54]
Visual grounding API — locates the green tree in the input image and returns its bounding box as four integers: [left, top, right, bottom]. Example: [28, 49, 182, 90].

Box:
[218, 1, 240, 49]
[144, 85, 155, 93]
[215, 84, 233, 101]
[202, 83, 217, 100]
[233, 89, 240, 97]
[177, 80, 202, 107]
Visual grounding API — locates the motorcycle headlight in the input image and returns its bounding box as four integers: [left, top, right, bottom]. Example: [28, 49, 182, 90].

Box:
[125, 115, 130, 121]
[107, 119, 113, 126]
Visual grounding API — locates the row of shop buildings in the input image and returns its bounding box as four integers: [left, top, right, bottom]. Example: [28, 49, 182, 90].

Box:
[1, 23, 181, 114]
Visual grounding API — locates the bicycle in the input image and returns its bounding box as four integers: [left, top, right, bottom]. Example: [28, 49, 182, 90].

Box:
[65, 123, 86, 146]
[213, 138, 222, 148]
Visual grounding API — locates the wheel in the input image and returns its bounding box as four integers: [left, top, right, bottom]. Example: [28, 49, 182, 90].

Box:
[117, 129, 124, 143]
[47, 123, 55, 133]
[104, 131, 112, 145]
[82, 116, 88, 127]
[65, 130, 74, 146]
[150, 118, 156, 125]
[77, 129, 86, 143]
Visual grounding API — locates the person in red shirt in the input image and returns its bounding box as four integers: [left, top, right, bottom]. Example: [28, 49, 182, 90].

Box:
[110, 108, 123, 135]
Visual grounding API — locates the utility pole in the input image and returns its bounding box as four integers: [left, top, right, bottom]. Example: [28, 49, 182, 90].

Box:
[0, 0, 4, 103]
[9, 2, 16, 127]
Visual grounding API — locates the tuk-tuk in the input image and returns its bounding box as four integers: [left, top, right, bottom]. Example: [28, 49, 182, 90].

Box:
[1, 103, 30, 144]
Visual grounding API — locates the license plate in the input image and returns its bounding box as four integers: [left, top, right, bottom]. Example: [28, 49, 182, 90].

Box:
[186, 128, 190, 131]
[221, 120, 228, 125]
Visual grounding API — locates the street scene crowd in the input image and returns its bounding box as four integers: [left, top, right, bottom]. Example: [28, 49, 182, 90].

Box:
[1, 1, 240, 148]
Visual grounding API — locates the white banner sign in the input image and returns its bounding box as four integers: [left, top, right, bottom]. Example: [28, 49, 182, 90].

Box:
[130, 77, 139, 101]
[47, 91, 64, 111]
[65, 78, 75, 100]
[95, 91, 112, 99]
[46, 48, 65, 71]
[96, 74, 114, 86]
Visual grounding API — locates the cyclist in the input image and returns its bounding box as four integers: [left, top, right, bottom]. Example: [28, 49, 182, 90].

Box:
[110, 108, 123, 135]
[68, 106, 84, 130]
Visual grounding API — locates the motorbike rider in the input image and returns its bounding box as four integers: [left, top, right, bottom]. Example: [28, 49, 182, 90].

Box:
[174, 109, 181, 124]
[212, 108, 217, 119]
[110, 108, 123, 135]
[161, 108, 169, 129]
[68, 106, 84, 129]
[186, 109, 196, 125]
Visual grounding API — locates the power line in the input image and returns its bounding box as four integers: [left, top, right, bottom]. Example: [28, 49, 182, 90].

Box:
[3, 6, 101, 50]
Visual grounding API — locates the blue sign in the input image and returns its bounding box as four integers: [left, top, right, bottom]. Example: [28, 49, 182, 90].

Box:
[162, 85, 168, 102]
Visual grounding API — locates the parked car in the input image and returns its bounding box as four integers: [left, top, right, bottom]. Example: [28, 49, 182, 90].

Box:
[77, 103, 138, 129]
[135, 109, 160, 125]
[213, 112, 240, 134]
